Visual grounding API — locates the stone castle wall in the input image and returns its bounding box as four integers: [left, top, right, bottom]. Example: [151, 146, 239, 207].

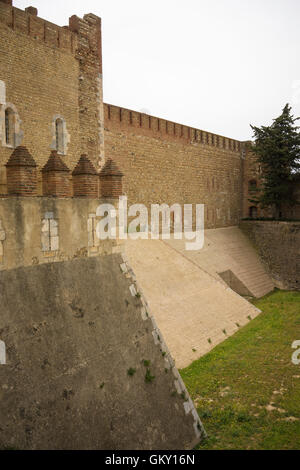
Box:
[1, 2, 296, 230]
[240, 220, 300, 290]
[0, 247, 204, 449]
[104, 103, 244, 229]
[0, 147, 204, 449]
[0, 164, 205, 449]
[0, 1, 254, 229]
[0, 196, 123, 271]
[0, 1, 104, 196]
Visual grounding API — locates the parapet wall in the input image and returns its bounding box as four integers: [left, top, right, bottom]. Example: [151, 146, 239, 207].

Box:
[240, 221, 300, 290]
[0, 2, 77, 55]
[104, 103, 242, 151]
[104, 103, 244, 229]
[0, 196, 122, 272]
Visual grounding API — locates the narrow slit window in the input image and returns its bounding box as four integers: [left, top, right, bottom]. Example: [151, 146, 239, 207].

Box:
[55, 118, 64, 154]
[5, 108, 14, 147]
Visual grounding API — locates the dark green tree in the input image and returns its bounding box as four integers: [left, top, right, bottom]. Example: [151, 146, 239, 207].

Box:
[250, 104, 300, 218]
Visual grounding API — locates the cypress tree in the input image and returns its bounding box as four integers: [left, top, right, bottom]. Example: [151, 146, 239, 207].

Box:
[250, 104, 300, 218]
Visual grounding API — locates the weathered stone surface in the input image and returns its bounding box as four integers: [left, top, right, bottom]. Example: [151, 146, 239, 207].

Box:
[0, 254, 203, 450]
[0, 196, 123, 270]
[240, 221, 300, 290]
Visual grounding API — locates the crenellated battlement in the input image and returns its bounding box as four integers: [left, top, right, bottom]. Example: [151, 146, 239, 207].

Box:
[0, 0, 102, 63]
[0, 1, 78, 55]
[104, 103, 242, 153]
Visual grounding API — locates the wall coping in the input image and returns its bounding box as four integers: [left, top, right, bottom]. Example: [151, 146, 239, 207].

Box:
[104, 103, 243, 153]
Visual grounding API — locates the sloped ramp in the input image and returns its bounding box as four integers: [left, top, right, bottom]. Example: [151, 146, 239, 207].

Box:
[0, 254, 203, 450]
[125, 237, 262, 368]
[165, 226, 274, 299]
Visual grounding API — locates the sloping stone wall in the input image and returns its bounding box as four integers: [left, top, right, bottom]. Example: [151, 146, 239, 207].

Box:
[0, 254, 204, 449]
[0, 195, 204, 449]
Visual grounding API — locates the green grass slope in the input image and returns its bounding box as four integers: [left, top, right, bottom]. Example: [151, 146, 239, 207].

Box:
[181, 290, 300, 450]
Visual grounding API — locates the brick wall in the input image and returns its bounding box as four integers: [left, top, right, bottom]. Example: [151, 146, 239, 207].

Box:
[104, 104, 244, 229]
[242, 143, 263, 219]
[240, 221, 300, 290]
[0, 2, 103, 195]
[0, 2, 256, 228]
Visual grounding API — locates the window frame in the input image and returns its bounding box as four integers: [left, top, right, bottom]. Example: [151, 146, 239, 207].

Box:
[1, 103, 20, 149]
[51, 115, 69, 156]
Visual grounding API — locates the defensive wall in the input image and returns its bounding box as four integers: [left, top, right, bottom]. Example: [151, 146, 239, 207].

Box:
[240, 220, 300, 291]
[0, 0, 105, 196]
[0, 251, 205, 449]
[104, 103, 246, 229]
[0, 1, 262, 230]
[0, 0, 299, 449]
[0, 146, 204, 449]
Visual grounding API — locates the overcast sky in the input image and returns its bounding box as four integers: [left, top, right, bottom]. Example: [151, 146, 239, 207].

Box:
[14, 0, 300, 141]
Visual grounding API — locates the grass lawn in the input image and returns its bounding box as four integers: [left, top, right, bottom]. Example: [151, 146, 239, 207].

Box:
[180, 290, 300, 450]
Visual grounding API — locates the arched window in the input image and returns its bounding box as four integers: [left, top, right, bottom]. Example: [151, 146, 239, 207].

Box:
[248, 179, 257, 191]
[5, 107, 15, 147]
[249, 206, 258, 218]
[1, 103, 21, 149]
[55, 118, 64, 154]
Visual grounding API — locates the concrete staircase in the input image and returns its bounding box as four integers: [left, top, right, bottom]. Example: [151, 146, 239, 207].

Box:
[125, 230, 265, 368]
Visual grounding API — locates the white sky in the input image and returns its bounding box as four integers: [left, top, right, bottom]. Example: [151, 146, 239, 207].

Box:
[14, 0, 300, 141]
